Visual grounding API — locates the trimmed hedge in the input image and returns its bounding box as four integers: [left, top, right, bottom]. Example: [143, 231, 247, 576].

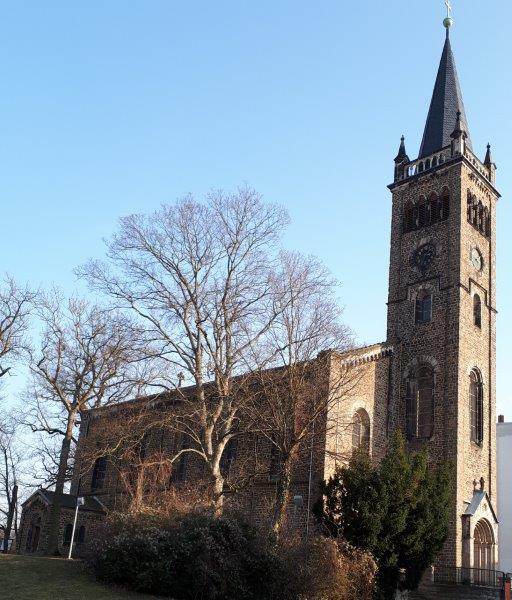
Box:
[89, 514, 287, 600]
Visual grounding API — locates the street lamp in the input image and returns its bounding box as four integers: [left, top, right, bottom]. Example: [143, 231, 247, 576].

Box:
[67, 496, 84, 560]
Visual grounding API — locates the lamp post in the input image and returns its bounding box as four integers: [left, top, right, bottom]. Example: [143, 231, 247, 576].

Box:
[67, 496, 84, 560]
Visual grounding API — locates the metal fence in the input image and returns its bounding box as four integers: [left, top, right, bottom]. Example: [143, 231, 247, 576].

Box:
[434, 565, 506, 589]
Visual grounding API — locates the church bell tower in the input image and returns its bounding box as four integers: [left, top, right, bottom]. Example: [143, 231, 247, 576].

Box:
[386, 14, 500, 569]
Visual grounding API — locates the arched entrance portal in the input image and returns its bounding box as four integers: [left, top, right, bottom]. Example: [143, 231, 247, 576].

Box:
[474, 519, 495, 572]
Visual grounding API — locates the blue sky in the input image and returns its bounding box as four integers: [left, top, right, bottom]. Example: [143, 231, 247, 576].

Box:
[2, 1, 512, 415]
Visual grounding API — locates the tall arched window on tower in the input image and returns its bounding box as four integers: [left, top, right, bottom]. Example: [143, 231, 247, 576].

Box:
[415, 291, 432, 324]
[91, 457, 107, 491]
[473, 294, 482, 328]
[406, 366, 434, 440]
[470, 370, 484, 446]
[352, 409, 371, 453]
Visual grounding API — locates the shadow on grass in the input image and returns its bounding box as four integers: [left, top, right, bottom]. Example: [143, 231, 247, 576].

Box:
[0, 555, 163, 600]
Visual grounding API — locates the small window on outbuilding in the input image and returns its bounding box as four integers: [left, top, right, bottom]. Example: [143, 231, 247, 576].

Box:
[474, 294, 482, 328]
[415, 291, 432, 324]
[63, 523, 73, 547]
[77, 525, 85, 545]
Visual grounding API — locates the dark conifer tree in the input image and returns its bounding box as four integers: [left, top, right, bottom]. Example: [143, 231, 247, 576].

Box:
[316, 431, 454, 600]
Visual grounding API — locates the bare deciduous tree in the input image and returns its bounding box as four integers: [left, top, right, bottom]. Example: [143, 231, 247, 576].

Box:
[248, 252, 360, 538]
[0, 417, 21, 553]
[0, 276, 33, 380]
[79, 186, 290, 515]
[25, 294, 146, 555]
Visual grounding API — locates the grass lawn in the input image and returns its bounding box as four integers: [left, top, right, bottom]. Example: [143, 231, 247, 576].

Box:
[0, 554, 162, 600]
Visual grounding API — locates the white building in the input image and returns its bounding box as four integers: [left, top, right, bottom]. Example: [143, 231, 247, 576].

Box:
[498, 415, 512, 573]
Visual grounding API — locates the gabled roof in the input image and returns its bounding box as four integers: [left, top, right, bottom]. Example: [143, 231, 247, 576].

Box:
[22, 489, 107, 514]
[464, 489, 498, 524]
[419, 31, 472, 158]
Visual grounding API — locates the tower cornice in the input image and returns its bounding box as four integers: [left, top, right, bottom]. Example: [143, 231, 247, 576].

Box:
[388, 151, 501, 199]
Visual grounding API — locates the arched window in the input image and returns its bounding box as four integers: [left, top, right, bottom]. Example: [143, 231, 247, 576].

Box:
[269, 442, 283, 482]
[352, 409, 371, 453]
[220, 437, 238, 477]
[91, 457, 107, 491]
[63, 523, 73, 547]
[470, 370, 484, 446]
[440, 189, 450, 221]
[170, 434, 190, 485]
[406, 366, 434, 440]
[77, 525, 86, 545]
[415, 291, 432, 324]
[474, 294, 482, 328]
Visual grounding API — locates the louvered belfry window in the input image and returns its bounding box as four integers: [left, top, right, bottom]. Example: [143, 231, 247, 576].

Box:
[403, 190, 450, 233]
[406, 366, 434, 440]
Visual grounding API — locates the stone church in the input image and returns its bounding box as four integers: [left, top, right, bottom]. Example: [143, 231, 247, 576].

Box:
[18, 16, 500, 578]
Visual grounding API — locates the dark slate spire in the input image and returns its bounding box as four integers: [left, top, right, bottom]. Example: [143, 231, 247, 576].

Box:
[418, 29, 472, 158]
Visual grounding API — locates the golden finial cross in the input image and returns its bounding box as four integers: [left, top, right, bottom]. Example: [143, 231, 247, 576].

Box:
[445, 0, 453, 19]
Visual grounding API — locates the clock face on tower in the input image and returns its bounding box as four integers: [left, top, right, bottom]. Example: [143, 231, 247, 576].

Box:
[470, 247, 483, 271]
[413, 243, 436, 275]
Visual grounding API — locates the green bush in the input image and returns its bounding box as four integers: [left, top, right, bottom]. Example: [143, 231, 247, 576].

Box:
[88, 513, 287, 600]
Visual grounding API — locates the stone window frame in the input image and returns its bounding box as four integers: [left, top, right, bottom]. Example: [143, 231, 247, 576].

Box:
[268, 441, 283, 483]
[62, 523, 73, 547]
[351, 408, 371, 454]
[410, 282, 437, 326]
[91, 456, 107, 492]
[415, 290, 433, 324]
[403, 357, 439, 442]
[469, 368, 484, 447]
[170, 434, 191, 485]
[467, 191, 491, 239]
[77, 525, 86, 545]
[220, 436, 238, 478]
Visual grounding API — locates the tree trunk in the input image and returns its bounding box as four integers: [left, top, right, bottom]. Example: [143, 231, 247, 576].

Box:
[46, 411, 76, 556]
[271, 456, 292, 539]
[3, 484, 17, 554]
[212, 469, 224, 517]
